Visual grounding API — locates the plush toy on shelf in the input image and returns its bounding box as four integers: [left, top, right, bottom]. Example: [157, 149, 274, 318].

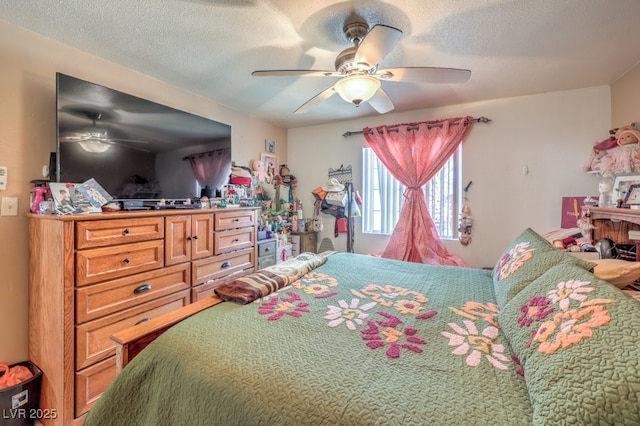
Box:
[252, 159, 268, 182]
[583, 136, 617, 173]
[585, 126, 640, 176]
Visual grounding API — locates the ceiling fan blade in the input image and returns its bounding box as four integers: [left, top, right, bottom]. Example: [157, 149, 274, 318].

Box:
[252, 70, 342, 78]
[368, 87, 395, 114]
[110, 139, 149, 144]
[60, 134, 86, 142]
[294, 86, 337, 114]
[376, 67, 471, 84]
[354, 24, 403, 67]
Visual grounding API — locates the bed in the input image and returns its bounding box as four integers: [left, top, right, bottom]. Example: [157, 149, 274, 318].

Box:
[84, 228, 640, 425]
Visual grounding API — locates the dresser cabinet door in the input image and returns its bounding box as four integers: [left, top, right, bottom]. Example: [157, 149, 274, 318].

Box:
[165, 215, 191, 265]
[191, 213, 214, 260]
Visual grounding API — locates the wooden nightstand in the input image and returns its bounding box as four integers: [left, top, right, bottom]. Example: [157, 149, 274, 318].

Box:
[291, 230, 317, 254]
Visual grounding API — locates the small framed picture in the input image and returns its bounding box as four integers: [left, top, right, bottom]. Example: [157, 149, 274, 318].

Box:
[265, 139, 276, 153]
[624, 183, 640, 206]
[613, 173, 640, 205]
[260, 152, 278, 184]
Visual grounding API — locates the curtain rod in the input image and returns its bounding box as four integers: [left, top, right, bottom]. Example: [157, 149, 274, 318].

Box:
[342, 116, 492, 138]
[182, 148, 228, 161]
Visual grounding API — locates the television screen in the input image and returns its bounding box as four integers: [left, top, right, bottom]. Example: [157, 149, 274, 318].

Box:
[55, 73, 232, 202]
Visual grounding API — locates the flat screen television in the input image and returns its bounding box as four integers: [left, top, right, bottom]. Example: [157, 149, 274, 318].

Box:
[55, 72, 232, 204]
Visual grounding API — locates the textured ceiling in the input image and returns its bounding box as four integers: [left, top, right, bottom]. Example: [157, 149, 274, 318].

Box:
[3, 0, 640, 128]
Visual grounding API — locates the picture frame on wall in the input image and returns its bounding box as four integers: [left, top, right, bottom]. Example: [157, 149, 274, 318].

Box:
[265, 139, 276, 153]
[260, 152, 278, 184]
[612, 173, 640, 206]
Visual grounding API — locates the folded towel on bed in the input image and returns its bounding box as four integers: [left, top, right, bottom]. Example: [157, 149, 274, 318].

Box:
[214, 252, 327, 304]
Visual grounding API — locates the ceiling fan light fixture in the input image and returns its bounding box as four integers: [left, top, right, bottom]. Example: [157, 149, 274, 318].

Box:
[78, 140, 111, 153]
[334, 75, 381, 107]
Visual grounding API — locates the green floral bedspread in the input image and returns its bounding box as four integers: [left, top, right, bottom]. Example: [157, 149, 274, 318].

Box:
[84, 252, 639, 426]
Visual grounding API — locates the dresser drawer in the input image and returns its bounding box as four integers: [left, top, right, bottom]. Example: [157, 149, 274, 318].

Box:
[258, 255, 277, 270]
[75, 290, 190, 370]
[191, 270, 248, 302]
[214, 210, 255, 231]
[214, 228, 254, 254]
[75, 356, 117, 417]
[192, 247, 254, 285]
[76, 217, 164, 249]
[76, 263, 191, 323]
[76, 240, 164, 286]
[258, 239, 277, 257]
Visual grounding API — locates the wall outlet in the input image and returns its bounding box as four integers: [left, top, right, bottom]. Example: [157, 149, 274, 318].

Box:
[1, 197, 18, 216]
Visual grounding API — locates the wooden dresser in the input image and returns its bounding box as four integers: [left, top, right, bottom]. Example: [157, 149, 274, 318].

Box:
[585, 206, 640, 260]
[28, 207, 258, 425]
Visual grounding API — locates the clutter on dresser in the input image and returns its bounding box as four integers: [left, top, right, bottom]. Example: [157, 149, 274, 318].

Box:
[30, 180, 51, 214]
[45, 178, 113, 215]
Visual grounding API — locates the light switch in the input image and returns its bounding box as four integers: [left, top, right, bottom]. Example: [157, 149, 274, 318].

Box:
[1, 197, 18, 216]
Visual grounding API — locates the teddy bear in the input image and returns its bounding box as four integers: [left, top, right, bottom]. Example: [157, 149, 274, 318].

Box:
[252, 159, 268, 182]
[597, 126, 640, 175]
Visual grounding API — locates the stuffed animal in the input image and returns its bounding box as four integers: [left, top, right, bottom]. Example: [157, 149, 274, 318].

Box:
[597, 126, 640, 175]
[583, 137, 617, 173]
[252, 159, 268, 182]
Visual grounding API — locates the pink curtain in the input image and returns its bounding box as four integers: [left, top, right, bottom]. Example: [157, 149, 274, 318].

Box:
[363, 117, 474, 266]
[187, 148, 231, 192]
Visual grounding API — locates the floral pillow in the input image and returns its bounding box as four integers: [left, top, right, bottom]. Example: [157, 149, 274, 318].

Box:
[492, 228, 595, 307]
[498, 262, 640, 425]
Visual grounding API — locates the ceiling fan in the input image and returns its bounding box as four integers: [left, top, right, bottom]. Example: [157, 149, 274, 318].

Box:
[252, 19, 471, 114]
[60, 111, 149, 153]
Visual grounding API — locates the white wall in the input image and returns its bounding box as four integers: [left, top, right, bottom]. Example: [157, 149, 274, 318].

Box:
[288, 86, 610, 268]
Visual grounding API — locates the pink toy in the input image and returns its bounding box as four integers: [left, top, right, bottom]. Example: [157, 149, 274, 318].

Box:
[252, 159, 268, 182]
[597, 126, 640, 175]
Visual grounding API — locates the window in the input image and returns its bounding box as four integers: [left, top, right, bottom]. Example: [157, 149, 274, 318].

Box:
[361, 147, 461, 238]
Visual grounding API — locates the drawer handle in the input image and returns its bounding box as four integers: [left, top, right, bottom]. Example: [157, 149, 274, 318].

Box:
[232, 238, 239, 243]
[133, 284, 152, 294]
[122, 228, 130, 235]
[187, 236, 192, 241]
[233, 218, 240, 222]
[192, 235, 198, 240]
[221, 261, 232, 268]
[264, 247, 270, 252]
[123, 257, 131, 264]
[135, 317, 151, 326]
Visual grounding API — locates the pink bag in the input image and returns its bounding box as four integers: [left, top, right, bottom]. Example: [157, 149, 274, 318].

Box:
[335, 218, 348, 236]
